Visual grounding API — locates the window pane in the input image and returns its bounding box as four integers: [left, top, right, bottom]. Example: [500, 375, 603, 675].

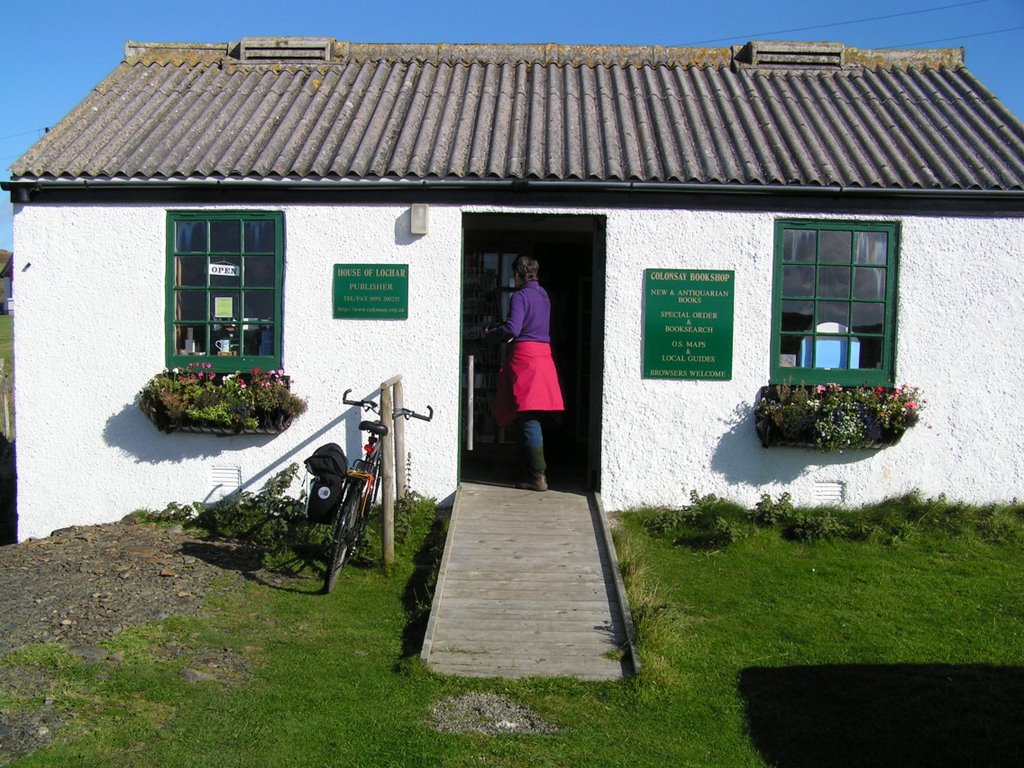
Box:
[176, 291, 206, 321]
[820, 230, 851, 263]
[781, 300, 813, 332]
[176, 255, 206, 287]
[244, 220, 276, 253]
[175, 324, 207, 355]
[244, 255, 275, 287]
[243, 291, 274, 322]
[818, 266, 850, 298]
[782, 265, 814, 297]
[783, 230, 816, 262]
[243, 325, 275, 356]
[779, 335, 802, 369]
[816, 301, 849, 329]
[210, 220, 242, 253]
[175, 221, 207, 253]
[853, 267, 886, 300]
[212, 323, 240, 356]
[857, 337, 884, 369]
[211, 292, 239, 321]
[854, 232, 887, 265]
[852, 302, 885, 334]
[169, 212, 282, 370]
[210, 256, 242, 288]
[772, 220, 896, 384]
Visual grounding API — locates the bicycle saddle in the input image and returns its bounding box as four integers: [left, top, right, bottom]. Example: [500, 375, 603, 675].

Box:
[360, 420, 389, 436]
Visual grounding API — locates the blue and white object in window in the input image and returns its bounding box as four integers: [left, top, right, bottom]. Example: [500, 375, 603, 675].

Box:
[800, 322, 860, 369]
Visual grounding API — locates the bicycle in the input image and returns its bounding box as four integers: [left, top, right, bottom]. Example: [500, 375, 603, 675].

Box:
[314, 389, 433, 594]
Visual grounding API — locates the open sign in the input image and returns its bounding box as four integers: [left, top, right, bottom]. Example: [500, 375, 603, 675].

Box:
[209, 263, 240, 277]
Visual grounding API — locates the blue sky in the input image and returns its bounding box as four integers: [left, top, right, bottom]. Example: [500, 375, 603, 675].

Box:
[2, 0, 1023, 251]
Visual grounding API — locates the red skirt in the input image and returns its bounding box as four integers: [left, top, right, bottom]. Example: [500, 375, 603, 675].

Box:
[495, 342, 565, 428]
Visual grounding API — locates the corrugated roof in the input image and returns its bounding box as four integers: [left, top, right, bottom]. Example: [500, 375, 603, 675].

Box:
[10, 38, 1024, 192]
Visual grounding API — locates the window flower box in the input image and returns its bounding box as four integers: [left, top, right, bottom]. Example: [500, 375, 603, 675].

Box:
[139, 364, 307, 436]
[754, 382, 924, 451]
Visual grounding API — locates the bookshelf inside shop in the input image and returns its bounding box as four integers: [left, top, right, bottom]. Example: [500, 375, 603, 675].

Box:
[463, 251, 518, 445]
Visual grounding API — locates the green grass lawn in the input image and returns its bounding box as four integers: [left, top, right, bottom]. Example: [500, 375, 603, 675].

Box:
[4, 501, 1023, 767]
[0, 314, 11, 374]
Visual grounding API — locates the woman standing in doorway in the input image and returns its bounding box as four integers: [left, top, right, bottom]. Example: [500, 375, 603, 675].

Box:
[485, 255, 565, 491]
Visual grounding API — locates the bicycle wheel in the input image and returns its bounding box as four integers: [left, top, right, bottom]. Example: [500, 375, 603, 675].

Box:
[324, 482, 360, 594]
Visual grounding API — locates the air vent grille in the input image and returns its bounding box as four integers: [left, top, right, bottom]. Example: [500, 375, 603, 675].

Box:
[736, 41, 845, 69]
[239, 37, 332, 62]
[813, 481, 846, 505]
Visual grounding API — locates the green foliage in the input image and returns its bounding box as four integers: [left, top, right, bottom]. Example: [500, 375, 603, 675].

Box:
[785, 510, 849, 542]
[135, 464, 328, 575]
[751, 491, 794, 526]
[638, 489, 1024, 549]
[757, 382, 925, 451]
[640, 490, 749, 548]
[138, 364, 307, 433]
[393, 491, 437, 548]
[136, 472, 443, 579]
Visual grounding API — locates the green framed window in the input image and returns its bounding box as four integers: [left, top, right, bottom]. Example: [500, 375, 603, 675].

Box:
[770, 219, 899, 387]
[166, 211, 283, 372]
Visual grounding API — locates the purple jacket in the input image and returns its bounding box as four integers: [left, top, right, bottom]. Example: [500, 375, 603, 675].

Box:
[485, 280, 551, 343]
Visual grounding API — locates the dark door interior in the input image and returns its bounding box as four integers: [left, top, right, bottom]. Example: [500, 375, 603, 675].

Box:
[460, 214, 603, 490]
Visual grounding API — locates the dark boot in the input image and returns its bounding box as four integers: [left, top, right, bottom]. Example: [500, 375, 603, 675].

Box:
[516, 473, 548, 492]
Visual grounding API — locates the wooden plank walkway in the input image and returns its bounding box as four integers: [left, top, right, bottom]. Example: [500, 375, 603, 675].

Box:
[421, 482, 638, 680]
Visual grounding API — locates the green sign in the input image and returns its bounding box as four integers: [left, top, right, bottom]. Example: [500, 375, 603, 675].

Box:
[643, 269, 735, 380]
[333, 264, 409, 319]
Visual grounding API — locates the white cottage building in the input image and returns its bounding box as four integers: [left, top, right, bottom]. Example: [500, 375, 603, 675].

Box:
[4, 38, 1024, 541]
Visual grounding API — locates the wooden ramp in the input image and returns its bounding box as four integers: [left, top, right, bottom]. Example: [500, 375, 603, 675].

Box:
[421, 482, 638, 680]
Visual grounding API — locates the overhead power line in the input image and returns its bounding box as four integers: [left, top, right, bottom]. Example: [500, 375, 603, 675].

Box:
[887, 23, 1024, 47]
[675, 0, 993, 45]
[0, 128, 48, 143]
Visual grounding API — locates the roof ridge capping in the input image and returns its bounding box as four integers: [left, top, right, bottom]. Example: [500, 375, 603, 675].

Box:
[335, 42, 734, 67]
[121, 38, 965, 70]
[733, 40, 964, 70]
[123, 41, 232, 64]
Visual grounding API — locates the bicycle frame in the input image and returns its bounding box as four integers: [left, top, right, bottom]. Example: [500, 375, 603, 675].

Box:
[348, 430, 385, 524]
[319, 388, 433, 593]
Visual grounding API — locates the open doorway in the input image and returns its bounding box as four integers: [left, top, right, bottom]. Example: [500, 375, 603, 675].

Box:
[461, 213, 605, 491]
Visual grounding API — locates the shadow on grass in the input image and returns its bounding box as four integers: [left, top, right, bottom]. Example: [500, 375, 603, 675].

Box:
[179, 539, 323, 595]
[399, 515, 448, 659]
[740, 664, 1024, 768]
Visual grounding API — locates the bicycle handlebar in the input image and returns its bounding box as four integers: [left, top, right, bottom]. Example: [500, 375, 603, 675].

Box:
[394, 406, 434, 422]
[343, 389, 433, 421]
[342, 389, 380, 413]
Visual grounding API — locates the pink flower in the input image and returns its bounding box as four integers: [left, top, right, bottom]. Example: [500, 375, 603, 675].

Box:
[906, 401, 917, 409]
[816, 385, 826, 393]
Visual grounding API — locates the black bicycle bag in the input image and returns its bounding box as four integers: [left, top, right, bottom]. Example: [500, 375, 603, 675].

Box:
[304, 443, 348, 524]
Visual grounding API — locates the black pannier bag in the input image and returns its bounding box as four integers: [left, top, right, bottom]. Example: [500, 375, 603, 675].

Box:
[304, 443, 348, 524]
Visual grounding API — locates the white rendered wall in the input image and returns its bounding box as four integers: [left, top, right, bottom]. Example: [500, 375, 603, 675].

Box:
[597, 208, 1024, 511]
[10, 200, 1024, 539]
[12, 203, 462, 540]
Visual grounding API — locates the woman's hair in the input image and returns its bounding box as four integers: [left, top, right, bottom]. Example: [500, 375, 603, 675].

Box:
[513, 255, 540, 281]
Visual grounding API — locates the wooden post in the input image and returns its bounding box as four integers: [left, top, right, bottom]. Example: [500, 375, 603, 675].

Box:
[379, 380, 396, 567]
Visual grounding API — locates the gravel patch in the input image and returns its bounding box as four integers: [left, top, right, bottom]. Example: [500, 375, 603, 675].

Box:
[0, 519, 275, 764]
[428, 692, 557, 736]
